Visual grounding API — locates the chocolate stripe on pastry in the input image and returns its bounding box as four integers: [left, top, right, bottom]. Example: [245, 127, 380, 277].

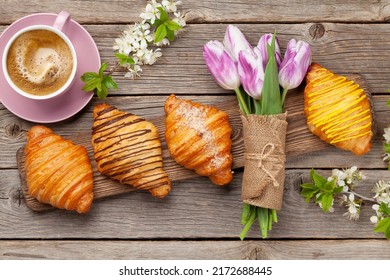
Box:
[92, 103, 171, 198]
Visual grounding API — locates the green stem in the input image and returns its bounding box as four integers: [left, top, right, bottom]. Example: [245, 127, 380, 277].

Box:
[240, 208, 257, 240]
[241, 203, 251, 225]
[254, 99, 262, 114]
[234, 88, 250, 115]
[281, 87, 288, 106]
[272, 209, 278, 223]
[258, 207, 269, 239]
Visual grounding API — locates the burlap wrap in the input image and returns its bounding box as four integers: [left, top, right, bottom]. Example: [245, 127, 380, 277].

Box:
[240, 112, 288, 210]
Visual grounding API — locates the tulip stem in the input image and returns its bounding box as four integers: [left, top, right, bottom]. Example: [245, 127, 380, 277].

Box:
[234, 88, 250, 115]
[254, 99, 262, 114]
[281, 87, 288, 106]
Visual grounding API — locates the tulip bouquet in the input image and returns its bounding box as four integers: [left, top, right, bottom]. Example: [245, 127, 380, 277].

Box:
[203, 25, 311, 239]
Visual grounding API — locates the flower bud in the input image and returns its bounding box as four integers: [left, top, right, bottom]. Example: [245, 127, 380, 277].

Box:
[223, 25, 253, 61]
[278, 39, 312, 90]
[257, 33, 282, 68]
[237, 47, 265, 100]
[203, 40, 241, 90]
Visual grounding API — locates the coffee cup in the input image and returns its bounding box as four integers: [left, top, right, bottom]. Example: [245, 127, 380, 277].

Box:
[1, 11, 77, 100]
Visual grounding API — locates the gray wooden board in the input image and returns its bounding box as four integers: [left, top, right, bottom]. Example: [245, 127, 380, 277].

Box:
[1, 240, 390, 260]
[0, 169, 388, 239]
[15, 76, 373, 212]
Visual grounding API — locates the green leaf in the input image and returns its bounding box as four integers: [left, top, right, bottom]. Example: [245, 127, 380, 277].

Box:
[385, 225, 390, 239]
[157, 7, 169, 22]
[166, 28, 175, 41]
[387, 98, 390, 107]
[154, 24, 167, 43]
[385, 143, 390, 153]
[96, 83, 109, 99]
[80, 72, 99, 82]
[257, 207, 269, 239]
[239, 209, 257, 240]
[323, 180, 335, 192]
[300, 188, 318, 203]
[103, 75, 118, 90]
[321, 193, 333, 212]
[98, 63, 108, 77]
[310, 169, 327, 188]
[82, 77, 101, 92]
[379, 202, 390, 216]
[374, 217, 390, 234]
[334, 186, 344, 194]
[115, 53, 135, 65]
[260, 33, 282, 115]
[165, 20, 182, 31]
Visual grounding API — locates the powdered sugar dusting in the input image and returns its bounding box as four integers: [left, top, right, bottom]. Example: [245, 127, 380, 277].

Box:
[175, 101, 223, 168]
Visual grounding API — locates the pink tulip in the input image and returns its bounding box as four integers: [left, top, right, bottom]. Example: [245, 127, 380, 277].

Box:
[237, 47, 265, 100]
[203, 40, 241, 90]
[223, 25, 253, 61]
[278, 39, 312, 90]
[257, 33, 282, 69]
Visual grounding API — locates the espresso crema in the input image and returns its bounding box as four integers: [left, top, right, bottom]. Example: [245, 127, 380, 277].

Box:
[6, 29, 73, 96]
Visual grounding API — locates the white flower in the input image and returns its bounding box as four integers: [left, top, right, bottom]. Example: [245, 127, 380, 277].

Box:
[370, 215, 378, 224]
[162, 0, 182, 13]
[373, 180, 390, 204]
[384, 127, 390, 142]
[342, 193, 361, 221]
[155, 38, 171, 46]
[372, 204, 380, 211]
[173, 11, 186, 27]
[125, 65, 143, 79]
[140, 2, 162, 24]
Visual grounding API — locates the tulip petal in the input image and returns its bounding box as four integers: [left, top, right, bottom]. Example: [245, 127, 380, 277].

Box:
[223, 25, 253, 61]
[238, 49, 264, 99]
[203, 40, 241, 90]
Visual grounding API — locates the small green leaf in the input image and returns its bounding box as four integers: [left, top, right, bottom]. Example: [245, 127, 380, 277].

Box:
[323, 180, 335, 192]
[385, 143, 390, 153]
[321, 193, 333, 212]
[334, 186, 344, 194]
[300, 188, 318, 203]
[115, 53, 135, 65]
[165, 20, 182, 31]
[385, 225, 390, 239]
[374, 217, 390, 233]
[103, 75, 118, 90]
[301, 183, 316, 190]
[379, 202, 390, 216]
[387, 98, 390, 107]
[80, 72, 99, 82]
[310, 169, 327, 188]
[154, 24, 167, 43]
[96, 83, 109, 99]
[98, 63, 108, 77]
[157, 7, 169, 22]
[82, 77, 100, 92]
[166, 28, 175, 41]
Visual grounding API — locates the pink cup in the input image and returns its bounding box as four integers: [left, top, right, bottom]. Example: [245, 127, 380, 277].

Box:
[1, 11, 77, 100]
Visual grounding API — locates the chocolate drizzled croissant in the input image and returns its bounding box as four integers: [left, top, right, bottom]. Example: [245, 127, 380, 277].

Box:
[25, 126, 94, 213]
[164, 94, 233, 186]
[92, 104, 171, 198]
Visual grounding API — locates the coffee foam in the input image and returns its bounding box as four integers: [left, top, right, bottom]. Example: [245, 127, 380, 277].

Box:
[6, 29, 73, 96]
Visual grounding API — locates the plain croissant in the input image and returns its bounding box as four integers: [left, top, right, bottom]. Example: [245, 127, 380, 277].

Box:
[92, 103, 171, 198]
[304, 63, 373, 155]
[25, 126, 94, 213]
[164, 94, 233, 186]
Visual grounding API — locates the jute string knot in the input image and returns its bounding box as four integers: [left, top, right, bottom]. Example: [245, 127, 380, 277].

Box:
[245, 143, 279, 187]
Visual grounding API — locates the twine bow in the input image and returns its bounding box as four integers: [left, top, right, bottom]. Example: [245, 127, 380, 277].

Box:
[245, 143, 280, 187]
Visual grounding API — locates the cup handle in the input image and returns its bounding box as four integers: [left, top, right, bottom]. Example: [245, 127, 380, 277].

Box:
[53, 11, 71, 31]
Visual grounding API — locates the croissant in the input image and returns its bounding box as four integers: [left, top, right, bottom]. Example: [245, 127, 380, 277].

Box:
[25, 126, 94, 213]
[304, 63, 373, 155]
[164, 94, 233, 185]
[92, 103, 171, 198]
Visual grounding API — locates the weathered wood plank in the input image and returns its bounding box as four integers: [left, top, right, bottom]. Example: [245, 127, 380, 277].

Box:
[1, 240, 390, 260]
[1, 93, 388, 170]
[0, 169, 388, 239]
[2, 23, 390, 94]
[0, 1, 389, 24]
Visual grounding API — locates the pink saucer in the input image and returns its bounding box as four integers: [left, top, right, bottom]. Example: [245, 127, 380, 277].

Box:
[0, 13, 100, 123]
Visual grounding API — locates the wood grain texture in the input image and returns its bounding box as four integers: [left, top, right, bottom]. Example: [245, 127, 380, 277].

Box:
[0, 1, 390, 24]
[1, 240, 390, 260]
[14, 76, 373, 212]
[0, 168, 388, 239]
[2, 23, 390, 94]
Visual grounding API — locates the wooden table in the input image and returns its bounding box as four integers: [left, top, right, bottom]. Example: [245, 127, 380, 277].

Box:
[1, 0, 390, 260]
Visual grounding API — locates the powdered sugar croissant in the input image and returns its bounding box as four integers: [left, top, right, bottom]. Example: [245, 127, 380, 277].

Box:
[25, 126, 94, 213]
[304, 63, 373, 155]
[92, 104, 171, 198]
[165, 94, 233, 186]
